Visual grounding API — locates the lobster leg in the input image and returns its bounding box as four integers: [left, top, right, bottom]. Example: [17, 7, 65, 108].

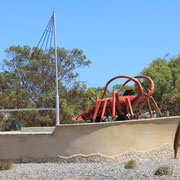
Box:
[146, 99, 153, 118]
[125, 98, 134, 119]
[92, 100, 101, 122]
[112, 91, 117, 121]
[115, 92, 122, 115]
[150, 96, 162, 116]
[101, 99, 107, 121]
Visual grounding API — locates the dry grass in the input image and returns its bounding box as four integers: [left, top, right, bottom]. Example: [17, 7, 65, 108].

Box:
[124, 160, 137, 169]
[154, 165, 173, 176]
[0, 161, 13, 170]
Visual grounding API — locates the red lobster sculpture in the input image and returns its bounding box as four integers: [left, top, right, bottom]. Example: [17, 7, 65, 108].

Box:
[72, 75, 162, 122]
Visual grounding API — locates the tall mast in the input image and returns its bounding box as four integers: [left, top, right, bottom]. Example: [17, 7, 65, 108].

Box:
[53, 11, 60, 125]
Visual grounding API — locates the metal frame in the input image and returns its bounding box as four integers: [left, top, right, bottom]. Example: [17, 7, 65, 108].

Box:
[0, 108, 55, 112]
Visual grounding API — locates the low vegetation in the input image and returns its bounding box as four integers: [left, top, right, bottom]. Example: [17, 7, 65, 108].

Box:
[124, 160, 137, 169]
[154, 165, 173, 176]
[0, 161, 13, 170]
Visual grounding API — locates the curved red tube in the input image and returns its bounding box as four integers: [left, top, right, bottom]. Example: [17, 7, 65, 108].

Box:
[119, 75, 154, 97]
[101, 75, 144, 99]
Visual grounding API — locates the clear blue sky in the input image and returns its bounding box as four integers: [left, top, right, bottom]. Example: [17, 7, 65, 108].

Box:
[0, 0, 180, 88]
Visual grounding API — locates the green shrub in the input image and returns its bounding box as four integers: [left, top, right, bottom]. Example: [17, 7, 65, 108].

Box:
[124, 160, 137, 169]
[0, 112, 9, 131]
[0, 161, 13, 170]
[154, 165, 173, 176]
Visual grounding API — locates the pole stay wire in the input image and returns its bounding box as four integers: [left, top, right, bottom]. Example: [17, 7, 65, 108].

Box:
[37, 15, 54, 52]
[0, 12, 58, 116]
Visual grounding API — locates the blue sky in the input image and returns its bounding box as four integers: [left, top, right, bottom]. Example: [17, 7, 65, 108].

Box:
[0, 0, 180, 88]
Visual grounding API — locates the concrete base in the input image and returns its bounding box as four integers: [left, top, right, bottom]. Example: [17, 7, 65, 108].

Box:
[0, 116, 179, 163]
[11, 144, 173, 163]
[21, 127, 55, 132]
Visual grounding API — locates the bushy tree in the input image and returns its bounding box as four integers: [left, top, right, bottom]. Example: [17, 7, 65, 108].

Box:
[0, 45, 91, 126]
[169, 55, 180, 86]
[141, 56, 180, 116]
[142, 58, 173, 104]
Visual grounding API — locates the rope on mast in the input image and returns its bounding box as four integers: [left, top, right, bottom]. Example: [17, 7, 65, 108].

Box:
[37, 15, 54, 52]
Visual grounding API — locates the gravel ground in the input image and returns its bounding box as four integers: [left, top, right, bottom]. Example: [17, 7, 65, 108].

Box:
[0, 154, 180, 180]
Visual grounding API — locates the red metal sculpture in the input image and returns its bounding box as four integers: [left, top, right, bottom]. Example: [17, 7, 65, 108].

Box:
[72, 75, 162, 122]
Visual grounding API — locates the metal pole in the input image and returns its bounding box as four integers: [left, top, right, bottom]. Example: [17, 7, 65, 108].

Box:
[0, 108, 55, 112]
[53, 11, 60, 125]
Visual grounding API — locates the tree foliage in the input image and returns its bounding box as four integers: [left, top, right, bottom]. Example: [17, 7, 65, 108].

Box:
[0, 45, 91, 126]
[142, 58, 172, 104]
[141, 56, 180, 115]
[169, 55, 180, 86]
